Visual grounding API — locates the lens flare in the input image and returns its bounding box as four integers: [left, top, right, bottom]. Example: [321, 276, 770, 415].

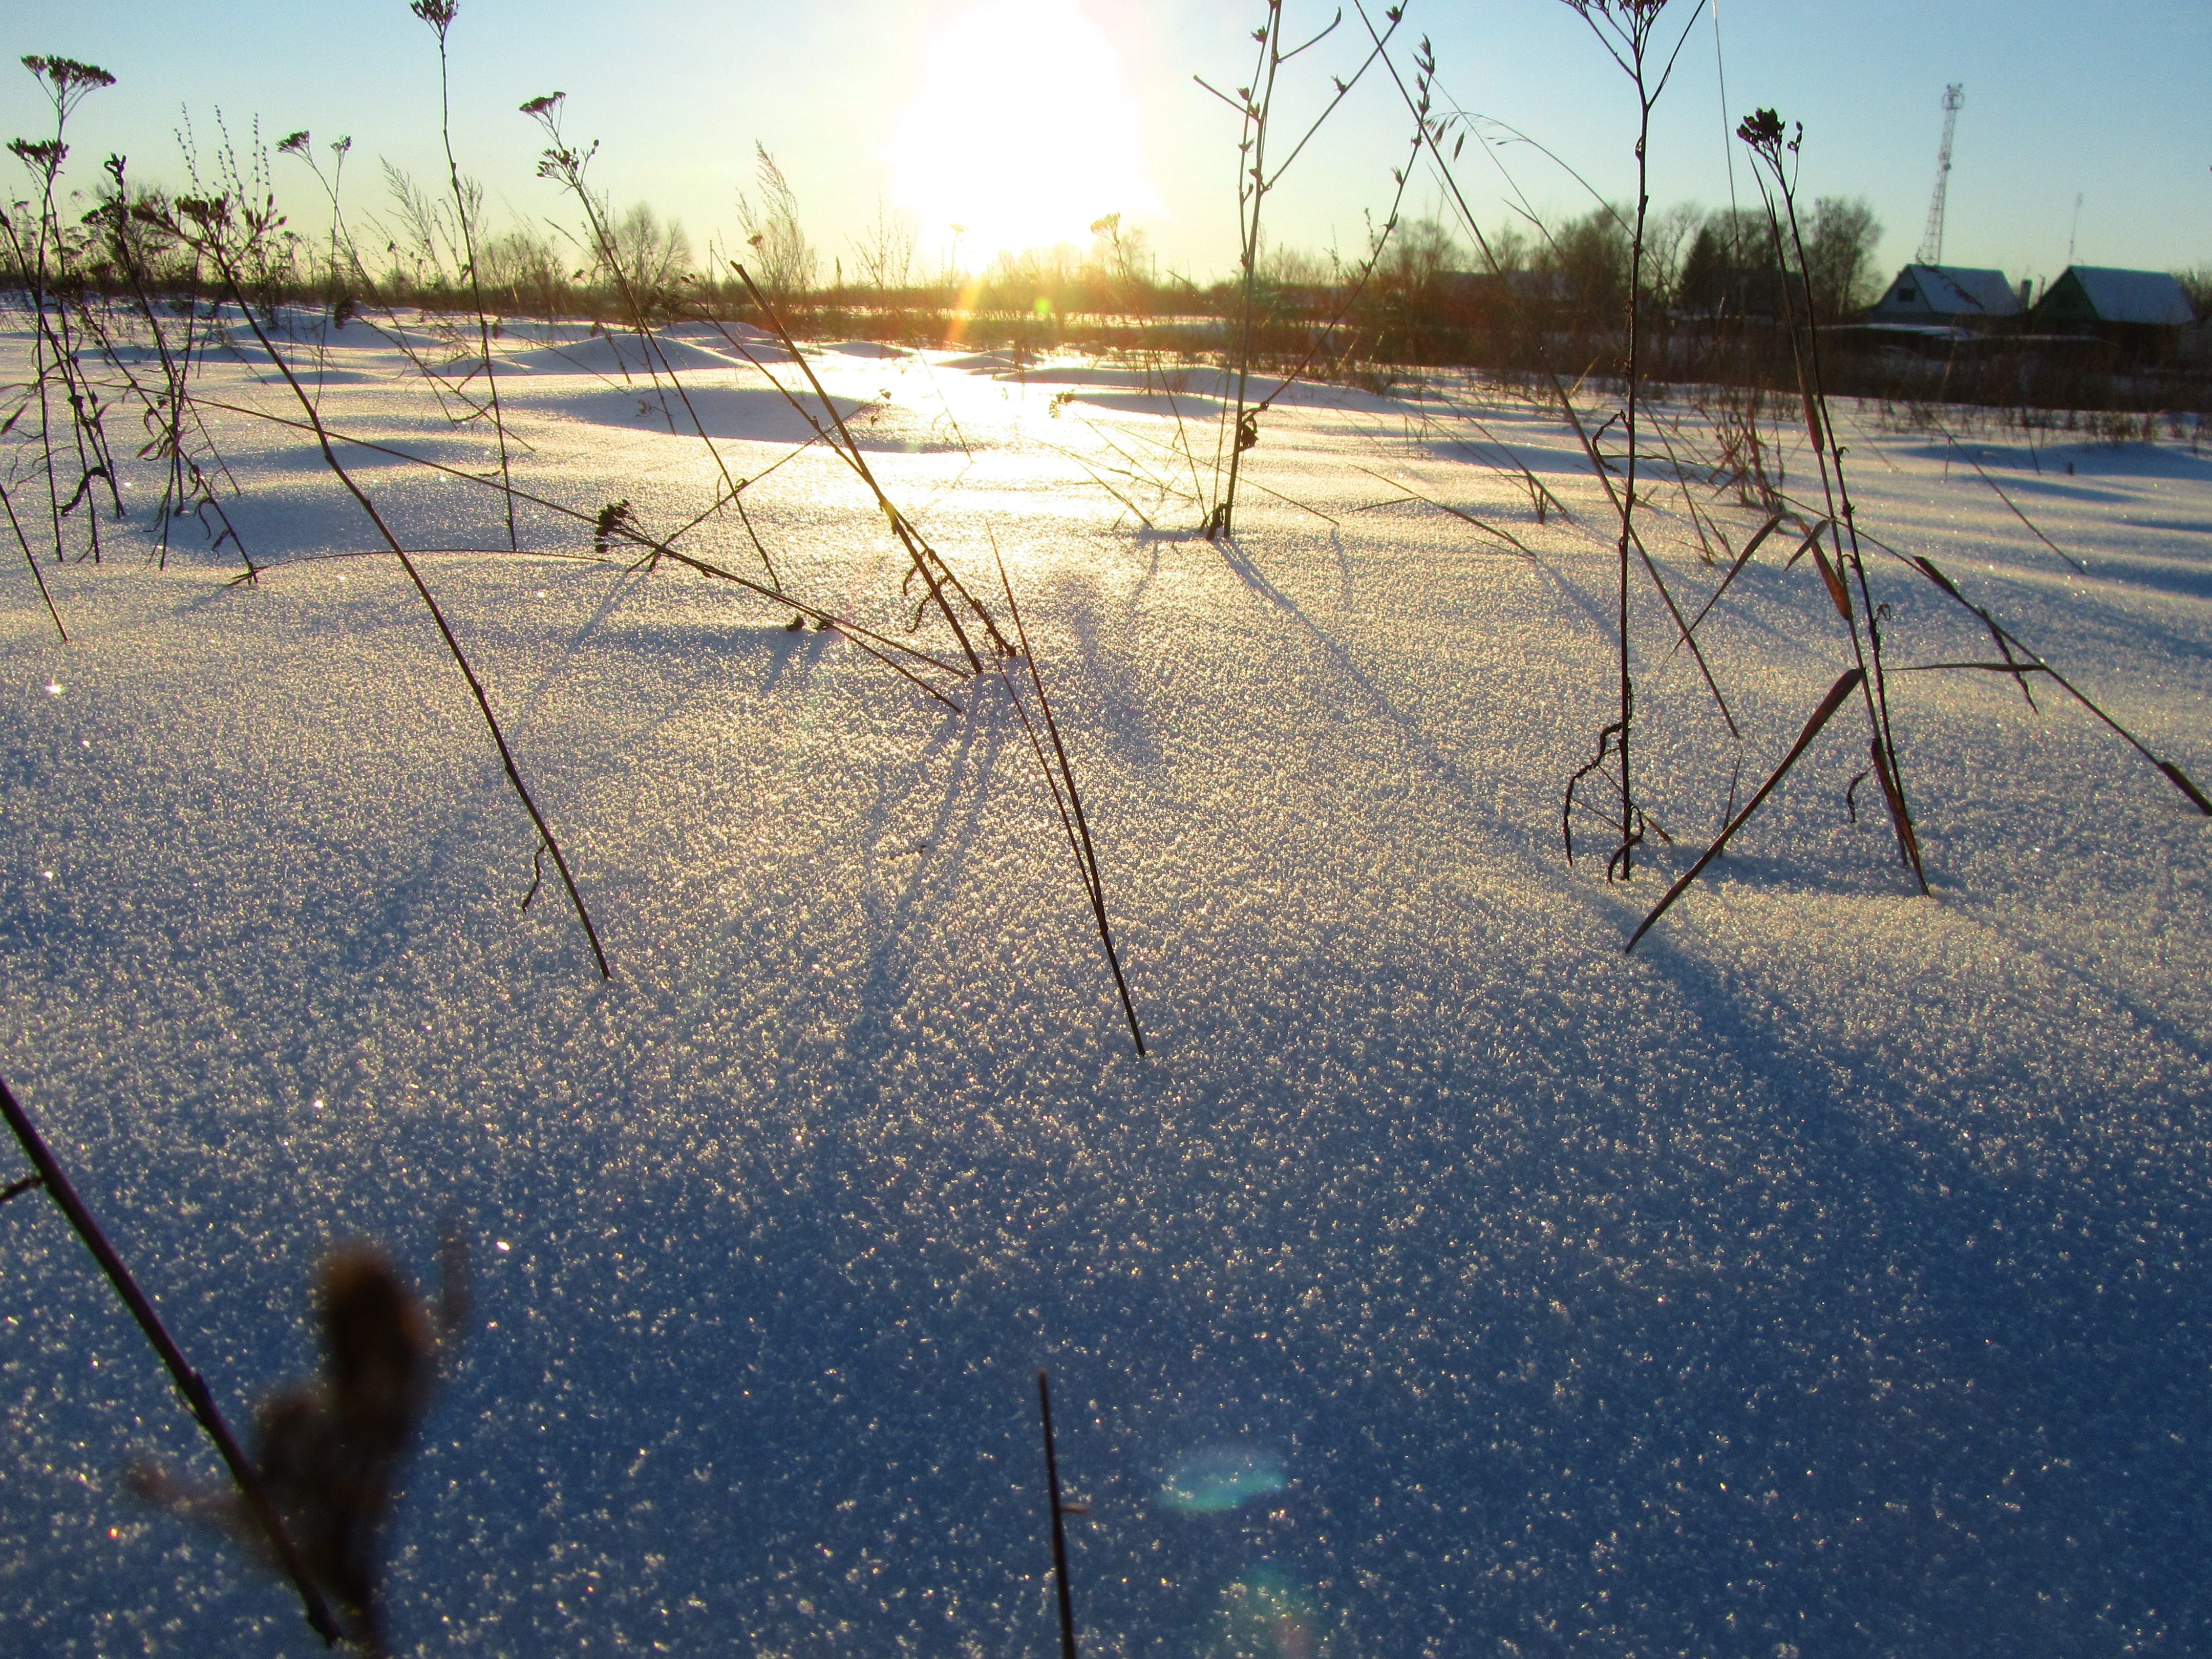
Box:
[1205, 1561, 1318, 1659]
[1157, 1447, 1288, 1515]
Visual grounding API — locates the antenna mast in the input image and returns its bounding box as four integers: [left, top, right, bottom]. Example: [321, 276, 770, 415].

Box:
[1918, 83, 1964, 266]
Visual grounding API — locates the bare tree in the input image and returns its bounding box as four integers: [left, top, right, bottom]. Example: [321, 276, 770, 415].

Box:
[1379, 216, 1463, 305]
[478, 223, 564, 291]
[1538, 204, 1631, 329]
[602, 201, 692, 308]
[1256, 239, 1339, 289]
[1802, 195, 1882, 324]
[847, 195, 916, 291]
[2176, 265, 2211, 322]
[1641, 201, 1704, 309]
[378, 159, 484, 290]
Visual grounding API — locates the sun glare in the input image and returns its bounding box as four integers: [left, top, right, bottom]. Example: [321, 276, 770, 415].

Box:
[888, 0, 1159, 263]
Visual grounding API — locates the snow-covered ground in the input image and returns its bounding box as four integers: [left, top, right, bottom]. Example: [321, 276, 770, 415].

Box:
[3, 310, 2208, 1655]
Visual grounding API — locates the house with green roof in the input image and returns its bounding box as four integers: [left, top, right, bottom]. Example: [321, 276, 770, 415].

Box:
[2031, 266, 2197, 363]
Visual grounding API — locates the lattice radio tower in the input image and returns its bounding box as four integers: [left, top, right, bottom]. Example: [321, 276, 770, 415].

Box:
[1917, 84, 1965, 266]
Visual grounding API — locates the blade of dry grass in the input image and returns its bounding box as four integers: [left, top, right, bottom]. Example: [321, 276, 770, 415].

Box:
[1937, 428, 2091, 575]
[192, 232, 610, 979]
[1346, 463, 1535, 556]
[1670, 508, 1790, 652]
[991, 544, 1145, 1056]
[185, 397, 968, 701]
[1625, 667, 1864, 952]
[1906, 556, 2212, 816]
[1, 481, 68, 642]
[1037, 1370, 1081, 1659]
[728, 263, 1011, 669]
[1555, 379, 1740, 738]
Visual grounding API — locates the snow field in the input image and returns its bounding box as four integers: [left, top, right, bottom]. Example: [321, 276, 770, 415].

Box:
[2, 315, 2208, 1654]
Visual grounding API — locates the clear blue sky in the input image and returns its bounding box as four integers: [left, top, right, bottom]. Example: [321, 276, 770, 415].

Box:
[5, 0, 2206, 292]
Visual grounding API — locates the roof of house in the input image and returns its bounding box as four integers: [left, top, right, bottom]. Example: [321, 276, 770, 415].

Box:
[2046, 266, 2197, 327]
[1870, 265, 2023, 317]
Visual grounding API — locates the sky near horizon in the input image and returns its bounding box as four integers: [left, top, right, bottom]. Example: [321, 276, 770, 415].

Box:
[4, 1, 2206, 295]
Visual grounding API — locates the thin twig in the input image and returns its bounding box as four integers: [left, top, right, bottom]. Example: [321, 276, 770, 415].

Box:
[992, 544, 1145, 1056]
[1037, 1370, 1081, 1659]
[185, 397, 967, 696]
[1936, 428, 2090, 575]
[193, 229, 610, 978]
[0, 482, 68, 642]
[730, 263, 1010, 666]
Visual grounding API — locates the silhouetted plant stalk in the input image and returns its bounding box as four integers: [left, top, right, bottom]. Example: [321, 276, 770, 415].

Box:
[726, 260, 1014, 670]
[1360, 5, 1728, 871]
[1930, 421, 2090, 577]
[410, 0, 519, 555]
[90, 154, 256, 579]
[1235, 112, 1426, 434]
[180, 389, 975, 714]
[1620, 107, 2207, 950]
[993, 543, 1145, 1056]
[0, 1074, 342, 1646]
[519, 93, 787, 593]
[1197, 1, 1406, 538]
[1896, 553, 2212, 818]
[0, 481, 67, 640]
[1625, 669, 1862, 951]
[1551, 378, 1737, 741]
[1552, 0, 1709, 884]
[1737, 107, 1927, 892]
[130, 1230, 467, 1654]
[155, 192, 610, 979]
[6, 55, 125, 570]
[282, 117, 545, 469]
[1035, 1371, 1087, 1659]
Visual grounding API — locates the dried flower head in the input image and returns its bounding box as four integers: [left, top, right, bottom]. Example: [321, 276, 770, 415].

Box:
[20, 53, 116, 107]
[7, 137, 67, 177]
[1735, 106, 1786, 152]
[129, 1239, 464, 1656]
[174, 194, 231, 229]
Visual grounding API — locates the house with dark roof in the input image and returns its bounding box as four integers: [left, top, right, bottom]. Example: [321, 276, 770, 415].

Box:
[1864, 264, 2025, 329]
[2031, 266, 2197, 364]
[2035, 266, 2196, 328]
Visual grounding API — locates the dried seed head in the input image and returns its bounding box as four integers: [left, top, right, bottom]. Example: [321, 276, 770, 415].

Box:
[1736, 107, 1786, 152]
[21, 54, 116, 96]
[7, 137, 67, 173]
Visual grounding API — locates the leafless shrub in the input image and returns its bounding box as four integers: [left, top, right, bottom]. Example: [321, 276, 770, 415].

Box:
[735, 143, 816, 299]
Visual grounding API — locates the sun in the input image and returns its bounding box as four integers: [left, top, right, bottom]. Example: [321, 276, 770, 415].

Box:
[887, 0, 1160, 263]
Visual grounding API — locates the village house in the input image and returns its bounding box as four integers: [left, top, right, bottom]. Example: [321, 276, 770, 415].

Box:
[1863, 263, 2026, 329]
[2030, 265, 2198, 364]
